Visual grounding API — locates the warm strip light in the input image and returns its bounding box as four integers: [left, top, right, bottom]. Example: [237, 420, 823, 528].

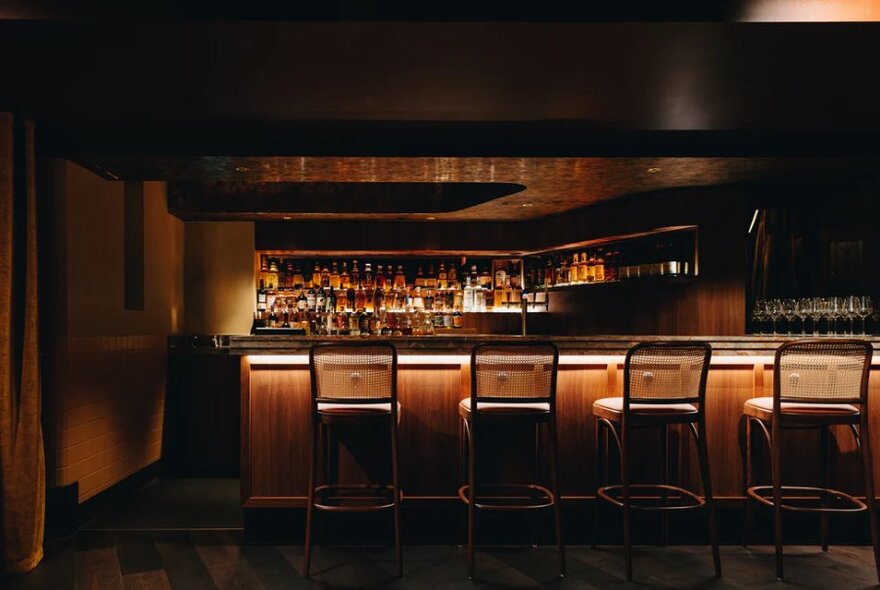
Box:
[243, 353, 873, 366]
[747, 209, 760, 234]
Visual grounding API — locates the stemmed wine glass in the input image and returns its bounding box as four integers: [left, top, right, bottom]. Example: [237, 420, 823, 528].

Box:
[795, 298, 812, 336]
[824, 297, 840, 335]
[810, 297, 826, 336]
[781, 299, 797, 335]
[752, 299, 767, 335]
[766, 299, 783, 335]
[857, 296, 874, 336]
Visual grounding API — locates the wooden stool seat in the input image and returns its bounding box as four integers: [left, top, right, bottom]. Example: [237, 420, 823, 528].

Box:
[458, 398, 551, 415]
[592, 397, 698, 419]
[318, 401, 400, 415]
[743, 396, 858, 421]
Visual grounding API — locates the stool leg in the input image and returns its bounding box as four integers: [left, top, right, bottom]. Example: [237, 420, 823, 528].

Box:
[467, 417, 476, 580]
[303, 415, 319, 578]
[459, 416, 467, 546]
[693, 418, 721, 577]
[592, 417, 603, 549]
[661, 424, 670, 546]
[391, 413, 403, 577]
[857, 417, 880, 583]
[771, 419, 784, 580]
[742, 417, 753, 547]
[819, 425, 830, 552]
[621, 421, 633, 582]
[549, 417, 566, 578]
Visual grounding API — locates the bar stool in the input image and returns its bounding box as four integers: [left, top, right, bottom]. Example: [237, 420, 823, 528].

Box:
[742, 339, 879, 581]
[458, 342, 565, 579]
[303, 342, 402, 578]
[592, 341, 720, 581]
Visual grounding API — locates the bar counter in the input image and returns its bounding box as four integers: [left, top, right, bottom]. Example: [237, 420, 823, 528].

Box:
[232, 335, 880, 511]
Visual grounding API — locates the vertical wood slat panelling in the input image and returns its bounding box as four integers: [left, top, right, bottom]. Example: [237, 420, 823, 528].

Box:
[54, 335, 167, 502]
[241, 358, 880, 507]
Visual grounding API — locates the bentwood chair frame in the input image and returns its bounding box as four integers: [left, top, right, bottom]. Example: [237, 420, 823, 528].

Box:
[458, 341, 565, 580]
[742, 339, 879, 581]
[593, 341, 720, 581]
[303, 342, 402, 578]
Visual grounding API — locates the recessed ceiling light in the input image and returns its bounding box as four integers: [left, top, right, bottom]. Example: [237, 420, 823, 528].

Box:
[235, 166, 250, 173]
[282, 216, 292, 220]
[521, 203, 534, 208]
[426, 216, 436, 220]
[646, 167, 662, 174]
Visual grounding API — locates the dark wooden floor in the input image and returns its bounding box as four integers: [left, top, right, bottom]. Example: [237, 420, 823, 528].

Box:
[5, 531, 880, 590]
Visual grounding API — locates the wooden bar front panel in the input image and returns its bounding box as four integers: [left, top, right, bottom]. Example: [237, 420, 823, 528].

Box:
[241, 356, 880, 508]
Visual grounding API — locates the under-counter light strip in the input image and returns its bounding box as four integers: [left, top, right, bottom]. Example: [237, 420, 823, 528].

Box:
[244, 354, 866, 366]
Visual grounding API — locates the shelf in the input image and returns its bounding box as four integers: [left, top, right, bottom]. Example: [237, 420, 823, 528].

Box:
[538, 274, 696, 292]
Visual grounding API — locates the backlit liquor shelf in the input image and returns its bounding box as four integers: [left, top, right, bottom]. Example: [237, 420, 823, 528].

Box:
[252, 226, 698, 336]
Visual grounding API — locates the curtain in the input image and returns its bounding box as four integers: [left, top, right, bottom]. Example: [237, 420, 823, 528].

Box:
[0, 113, 44, 573]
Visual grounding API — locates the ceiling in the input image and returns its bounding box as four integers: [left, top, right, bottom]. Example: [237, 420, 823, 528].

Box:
[82, 155, 880, 221]
[3, 20, 879, 221]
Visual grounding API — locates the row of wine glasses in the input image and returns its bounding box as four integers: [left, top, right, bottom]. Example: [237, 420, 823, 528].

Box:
[751, 296, 874, 336]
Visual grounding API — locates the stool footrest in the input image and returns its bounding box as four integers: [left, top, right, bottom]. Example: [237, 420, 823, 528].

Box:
[312, 484, 401, 512]
[458, 483, 556, 510]
[746, 485, 867, 513]
[597, 484, 706, 511]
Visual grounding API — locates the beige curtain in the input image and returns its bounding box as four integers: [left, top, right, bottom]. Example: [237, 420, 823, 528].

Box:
[0, 113, 44, 573]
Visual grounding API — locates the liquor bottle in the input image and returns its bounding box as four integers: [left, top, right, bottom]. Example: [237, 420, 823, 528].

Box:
[463, 275, 474, 312]
[257, 279, 267, 307]
[336, 287, 349, 312]
[559, 258, 570, 285]
[447, 262, 458, 289]
[363, 262, 374, 290]
[373, 284, 385, 311]
[321, 263, 331, 288]
[595, 249, 605, 282]
[415, 265, 426, 288]
[494, 263, 506, 289]
[438, 262, 448, 289]
[376, 264, 386, 290]
[394, 265, 406, 290]
[315, 286, 326, 312]
[570, 253, 580, 284]
[259, 256, 270, 288]
[355, 282, 367, 311]
[277, 260, 287, 290]
[326, 287, 336, 312]
[479, 267, 491, 289]
[283, 260, 293, 289]
[578, 251, 589, 282]
[473, 280, 485, 311]
[346, 282, 356, 312]
[268, 304, 278, 328]
[267, 259, 278, 290]
[312, 262, 322, 288]
[296, 289, 307, 312]
[292, 265, 304, 289]
[586, 252, 596, 283]
[469, 264, 478, 288]
[412, 287, 425, 311]
[544, 259, 554, 287]
[385, 264, 393, 290]
[349, 311, 360, 336]
[329, 261, 341, 289]
[306, 286, 317, 312]
[340, 262, 351, 289]
[424, 289, 434, 310]
[453, 309, 463, 329]
[605, 250, 618, 282]
[351, 260, 361, 287]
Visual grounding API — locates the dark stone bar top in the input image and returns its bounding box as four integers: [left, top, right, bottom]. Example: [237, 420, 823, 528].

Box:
[225, 334, 880, 357]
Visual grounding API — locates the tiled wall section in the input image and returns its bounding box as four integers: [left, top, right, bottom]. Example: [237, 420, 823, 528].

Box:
[55, 335, 167, 502]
